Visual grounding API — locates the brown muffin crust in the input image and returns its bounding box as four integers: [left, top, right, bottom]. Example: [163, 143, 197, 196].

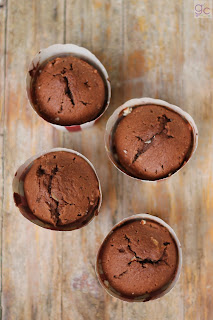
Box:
[32, 56, 106, 125]
[113, 104, 193, 180]
[99, 219, 178, 298]
[24, 151, 100, 226]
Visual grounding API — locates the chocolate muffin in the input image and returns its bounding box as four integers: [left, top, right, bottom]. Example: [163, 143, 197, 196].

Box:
[113, 104, 193, 180]
[99, 219, 178, 299]
[24, 151, 100, 227]
[31, 56, 106, 125]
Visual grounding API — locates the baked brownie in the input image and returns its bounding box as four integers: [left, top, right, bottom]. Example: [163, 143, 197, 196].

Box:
[99, 219, 178, 298]
[24, 151, 100, 226]
[113, 105, 193, 180]
[32, 56, 106, 125]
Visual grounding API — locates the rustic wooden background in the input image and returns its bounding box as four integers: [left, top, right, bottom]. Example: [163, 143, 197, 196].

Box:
[0, 0, 213, 319]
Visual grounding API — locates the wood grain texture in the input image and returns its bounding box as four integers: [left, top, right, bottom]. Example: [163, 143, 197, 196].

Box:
[0, 0, 6, 317]
[1, 1, 65, 319]
[1, 0, 213, 319]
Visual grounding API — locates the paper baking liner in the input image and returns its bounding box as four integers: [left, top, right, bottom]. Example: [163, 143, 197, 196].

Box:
[12, 148, 102, 231]
[105, 98, 198, 182]
[96, 213, 182, 302]
[26, 44, 111, 132]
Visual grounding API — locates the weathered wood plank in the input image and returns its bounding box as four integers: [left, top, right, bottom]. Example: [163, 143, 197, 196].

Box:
[63, 1, 124, 319]
[2, 1, 64, 319]
[181, 2, 213, 319]
[121, 1, 185, 319]
[0, 1, 6, 318]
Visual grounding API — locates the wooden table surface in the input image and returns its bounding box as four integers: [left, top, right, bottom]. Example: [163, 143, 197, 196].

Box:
[0, 0, 213, 319]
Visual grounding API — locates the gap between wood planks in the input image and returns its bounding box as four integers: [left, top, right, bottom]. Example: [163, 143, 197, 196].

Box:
[0, 0, 7, 318]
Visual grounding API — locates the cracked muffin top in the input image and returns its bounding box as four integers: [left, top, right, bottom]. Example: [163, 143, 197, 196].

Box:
[31, 56, 106, 126]
[113, 104, 193, 180]
[99, 219, 178, 299]
[24, 151, 100, 227]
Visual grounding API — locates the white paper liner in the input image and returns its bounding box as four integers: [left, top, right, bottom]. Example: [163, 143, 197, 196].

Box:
[26, 44, 111, 132]
[105, 98, 198, 182]
[96, 213, 182, 302]
[13, 148, 102, 231]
